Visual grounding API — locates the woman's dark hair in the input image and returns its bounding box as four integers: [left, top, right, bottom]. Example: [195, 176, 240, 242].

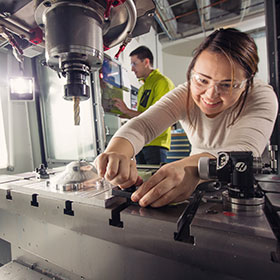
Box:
[186, 28, 259, 126]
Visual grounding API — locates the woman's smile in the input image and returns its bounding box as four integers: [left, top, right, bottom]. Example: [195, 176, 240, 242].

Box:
[191, 50, 246, 117]
[201, 96, 222, 107]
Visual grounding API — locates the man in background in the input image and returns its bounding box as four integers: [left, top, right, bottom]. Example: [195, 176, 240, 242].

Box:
[113, 46, 175, 165]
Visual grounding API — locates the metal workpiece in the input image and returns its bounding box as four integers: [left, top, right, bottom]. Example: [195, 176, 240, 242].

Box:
[0, 166, 119, 208]
[47, 160, 102, 191]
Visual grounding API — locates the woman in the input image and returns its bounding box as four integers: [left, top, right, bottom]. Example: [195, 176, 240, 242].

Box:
[95, 28, 278, 208]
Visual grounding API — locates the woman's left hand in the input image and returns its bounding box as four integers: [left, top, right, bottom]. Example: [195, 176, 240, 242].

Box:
[131, 157, 201, 207]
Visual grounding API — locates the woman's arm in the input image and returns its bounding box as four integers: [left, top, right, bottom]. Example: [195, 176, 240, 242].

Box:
[94, 137, 140, 188]
[131, 152, 215, 207]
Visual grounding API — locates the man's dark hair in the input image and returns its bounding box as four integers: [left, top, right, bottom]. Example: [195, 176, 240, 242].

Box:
[130, 46, 154, 67]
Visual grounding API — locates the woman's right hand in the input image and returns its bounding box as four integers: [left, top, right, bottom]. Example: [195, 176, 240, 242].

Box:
[94, 151, 141, 189]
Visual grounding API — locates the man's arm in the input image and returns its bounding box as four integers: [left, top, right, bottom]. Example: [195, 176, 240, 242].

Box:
[113, 97, 142, 119]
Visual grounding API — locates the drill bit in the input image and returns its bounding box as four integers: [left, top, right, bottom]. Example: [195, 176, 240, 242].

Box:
[73, 97, 80, 126]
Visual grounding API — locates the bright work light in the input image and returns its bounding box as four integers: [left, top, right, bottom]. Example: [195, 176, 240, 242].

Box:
[9, 77, 34, 101]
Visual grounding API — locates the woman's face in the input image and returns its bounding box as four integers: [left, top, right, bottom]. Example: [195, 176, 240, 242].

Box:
[190, 50, 247, 118]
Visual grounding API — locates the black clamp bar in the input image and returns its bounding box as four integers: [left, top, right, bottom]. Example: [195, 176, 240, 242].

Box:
[6, 190, 12, 200]
[112, 185, 136, 199]
[174, 190, 205, 244]
[109, 186, 137, 227]
[30, 193, 39, 207]
[64, 200, 74, 216]
[109, 202, 131, 228]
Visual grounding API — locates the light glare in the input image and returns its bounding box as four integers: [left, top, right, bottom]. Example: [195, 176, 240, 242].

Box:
[9, 77, 34, 101]
[10, 77, 33, 94]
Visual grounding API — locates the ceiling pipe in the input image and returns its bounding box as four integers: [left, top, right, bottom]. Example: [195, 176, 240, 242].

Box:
[154, 10, 173, 40]
[153, 0, 178, 40]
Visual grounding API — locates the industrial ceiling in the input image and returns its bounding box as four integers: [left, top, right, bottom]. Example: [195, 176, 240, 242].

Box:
[153, 0, 265, 41]
[0, 0, 265, 53]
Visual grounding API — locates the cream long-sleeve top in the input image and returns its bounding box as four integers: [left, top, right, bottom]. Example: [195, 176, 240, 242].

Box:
[113, 79, 278, 157]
